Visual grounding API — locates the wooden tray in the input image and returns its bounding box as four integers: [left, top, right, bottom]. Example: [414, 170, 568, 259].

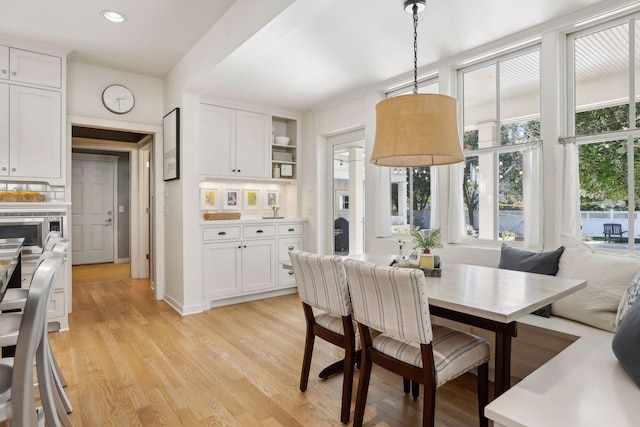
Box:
[203, 212, 241, 221]
[0, 192, 45, 202]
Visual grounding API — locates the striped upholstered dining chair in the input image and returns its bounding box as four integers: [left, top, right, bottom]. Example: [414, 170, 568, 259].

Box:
[343, 258, 490, 427]
[288, 250, 358, 424]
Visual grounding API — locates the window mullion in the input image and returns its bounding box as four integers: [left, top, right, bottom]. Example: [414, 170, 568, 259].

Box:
[493, 150, 500, 240]
[495, 61, 501, 240]
[628, 136, 635, 249]
[409, 167, 414, 230]
[629, 17, 636, 130]
[630, 19, 637, 248]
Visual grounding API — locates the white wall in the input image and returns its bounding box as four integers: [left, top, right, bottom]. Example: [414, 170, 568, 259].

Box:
[67, 62, 163, 124]
[180, 94, 205, 314]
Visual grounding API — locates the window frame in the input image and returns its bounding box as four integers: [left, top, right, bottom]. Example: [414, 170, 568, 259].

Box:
[566, 15, 639, 250]
[458, 45, 542, 244]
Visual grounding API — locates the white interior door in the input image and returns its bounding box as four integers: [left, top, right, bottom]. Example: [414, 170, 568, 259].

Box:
[72, 154, 116, 265]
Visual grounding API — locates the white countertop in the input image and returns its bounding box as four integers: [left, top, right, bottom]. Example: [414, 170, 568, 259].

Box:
[0, 202, 70, 211]
[200, 218, 307, 226]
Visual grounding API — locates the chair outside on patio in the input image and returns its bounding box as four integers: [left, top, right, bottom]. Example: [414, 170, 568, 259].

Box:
[603, 223, 628, 243]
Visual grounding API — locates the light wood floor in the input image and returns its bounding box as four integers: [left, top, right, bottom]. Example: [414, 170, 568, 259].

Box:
[44, 263, 491, 426]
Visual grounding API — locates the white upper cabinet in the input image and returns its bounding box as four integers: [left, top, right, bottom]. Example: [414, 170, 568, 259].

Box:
[200, 104, 236, 177]
[8, 85, 61, 179]
[8, 47, 62, 88]
[200, 103, 270, 179]
[0, 43, 65, 183]
[235, 110, 270, 178]
[0, 46, 8, 81]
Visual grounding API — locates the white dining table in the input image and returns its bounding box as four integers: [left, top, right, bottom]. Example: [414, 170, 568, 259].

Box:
[284, 253, 587, 397]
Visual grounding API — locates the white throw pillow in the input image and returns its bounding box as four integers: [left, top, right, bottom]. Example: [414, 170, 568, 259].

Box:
[552, 234, 640, 332]
[616, 272, 640, 329]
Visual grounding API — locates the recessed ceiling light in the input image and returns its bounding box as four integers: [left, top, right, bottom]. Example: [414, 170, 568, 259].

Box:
[101, 10, 126, 23]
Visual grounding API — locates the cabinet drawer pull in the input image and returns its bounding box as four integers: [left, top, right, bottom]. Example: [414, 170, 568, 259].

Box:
[11, 71, 16, 76]
[232, 169, 236, 172]
[238, 245, 241, 249]
[256, 230, 264, 233]
[288, 246, 294, 250]
[1, 69, 6, 74]
[218, 231, 227, 236]
[288, 228, 295, 232]
[288, 271, 294, 276]
[243, 245, 247, 248]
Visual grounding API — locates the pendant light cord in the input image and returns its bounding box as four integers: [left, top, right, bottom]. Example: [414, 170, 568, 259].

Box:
[413, 3, 419, 95]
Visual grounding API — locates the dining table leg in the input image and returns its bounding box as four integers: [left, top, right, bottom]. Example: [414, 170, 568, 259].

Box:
[494, 331, 512, 397]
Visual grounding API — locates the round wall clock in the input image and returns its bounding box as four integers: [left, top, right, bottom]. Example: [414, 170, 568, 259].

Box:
[101, 84, 135, 114]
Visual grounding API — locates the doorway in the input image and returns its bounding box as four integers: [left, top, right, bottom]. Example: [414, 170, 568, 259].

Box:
[71, 125, 153, 280]
[328, 131, 366, 255]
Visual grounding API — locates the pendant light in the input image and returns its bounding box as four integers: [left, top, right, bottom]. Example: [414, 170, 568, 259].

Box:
[370, 0, 464, 167]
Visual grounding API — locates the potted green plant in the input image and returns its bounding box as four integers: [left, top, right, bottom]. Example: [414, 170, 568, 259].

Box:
[411, 227, 442, 254]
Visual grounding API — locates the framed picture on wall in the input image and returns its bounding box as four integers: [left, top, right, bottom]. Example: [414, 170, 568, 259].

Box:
[264, 190, 279, 208]
[200, 188, 219, 210]
[163, 107, 180, 181]
[223, 189, 240, 209]
[244, 189, 260, 209]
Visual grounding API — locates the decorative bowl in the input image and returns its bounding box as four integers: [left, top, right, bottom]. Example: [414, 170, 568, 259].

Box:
[274, 136, 290, 145]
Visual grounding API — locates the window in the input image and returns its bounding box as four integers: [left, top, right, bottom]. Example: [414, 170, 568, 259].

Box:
[568, 17, 639, 250]
[389, 81, 439, 235]
[460, 49, 541, 242]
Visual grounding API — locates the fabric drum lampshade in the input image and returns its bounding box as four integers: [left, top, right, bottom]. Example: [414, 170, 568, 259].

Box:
[370, 93, 464, 167]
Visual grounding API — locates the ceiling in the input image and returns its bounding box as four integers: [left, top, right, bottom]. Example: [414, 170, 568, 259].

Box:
[0, 0, 619, 112]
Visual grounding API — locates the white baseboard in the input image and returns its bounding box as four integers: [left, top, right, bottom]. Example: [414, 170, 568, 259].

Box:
[209, 287, 298, 308]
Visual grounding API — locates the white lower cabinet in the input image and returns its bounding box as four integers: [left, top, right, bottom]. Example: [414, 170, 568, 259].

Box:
[203, 241, 241, 299]
[203, 221, 304, 306]
[203, 239, 276, 300]
[241, 240, 276, 292]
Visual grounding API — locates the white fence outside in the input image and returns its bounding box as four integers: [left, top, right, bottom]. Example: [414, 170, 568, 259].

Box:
[580, 210, 638, 239]
[394, 210, 638, 240]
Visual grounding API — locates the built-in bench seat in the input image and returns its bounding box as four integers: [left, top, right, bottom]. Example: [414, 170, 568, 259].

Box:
[486, 314, 640, 427]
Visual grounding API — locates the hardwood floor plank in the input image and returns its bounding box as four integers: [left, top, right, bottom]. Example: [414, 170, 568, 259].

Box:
[42, 263, 492, 426]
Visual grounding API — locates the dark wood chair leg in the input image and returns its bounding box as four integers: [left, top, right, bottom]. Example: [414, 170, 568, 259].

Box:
[412, 381, 420, 400]
[340, 346, 355, 424]
[300, 329, 315, 392]
[423, 380, 436, 427]
[353, 353, 372, 427]
[477, 362, 489, 427]
[403, 378, 410, 394]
